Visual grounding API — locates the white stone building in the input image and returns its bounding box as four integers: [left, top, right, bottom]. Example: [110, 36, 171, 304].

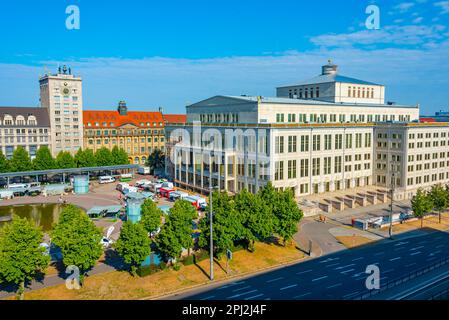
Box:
[165, 62, 447, 200]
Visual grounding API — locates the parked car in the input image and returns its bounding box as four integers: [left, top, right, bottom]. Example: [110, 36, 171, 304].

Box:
[99, 176, 116, 184]
[135, 179, 151, 188]
[184, 195, 207, 210]
[100, 237, 114, 248]
[120, 173, 133, 182]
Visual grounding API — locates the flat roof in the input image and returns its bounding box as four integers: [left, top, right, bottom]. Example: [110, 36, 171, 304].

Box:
[0, 164, 139, 179]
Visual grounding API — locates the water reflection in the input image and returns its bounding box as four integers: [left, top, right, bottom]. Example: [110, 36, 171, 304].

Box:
[0, 204, 67, 232]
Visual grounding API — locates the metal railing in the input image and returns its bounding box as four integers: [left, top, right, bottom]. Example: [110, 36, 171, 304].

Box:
[353, 256, 449, 300]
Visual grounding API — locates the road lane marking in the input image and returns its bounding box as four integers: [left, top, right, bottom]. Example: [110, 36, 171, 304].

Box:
[326, 263, 340, 268]
[232, 285, 251, 292]
[340, 269, 355, 274]
[410, 246, 424, 251]
[280, 284, 298, 291]
[318, 257, 340, 264]
[352, 257, 364, 262]
[266, 277, 284, 283]
[436, 244, 445, 249]
[326, 283, 342, 289]
[405, 262, 417, 267]
[217, 281, 245, 290]
[293, 292, 311, 298]
[389, 257, 401, 261]
[244, 293, 264, 300]
[410, 251, 421, 256]
[227, 289, 258, 299]
[383, 269, 394, 274]
[312, 275, 328, 282]
[374, 252, 385, 256]
[296, 270, 312, 275]
[394, 241, 409, 246]
[200, 295, 216, 300]
[334, 263, 355, 270]
[427, 257, 437, 262]
[342, 291, 360, 299]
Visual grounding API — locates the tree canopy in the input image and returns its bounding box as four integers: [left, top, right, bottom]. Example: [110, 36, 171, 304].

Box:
[51, 205, 103, 283]
[156, 200, 197, 260]
[0, 150, 10, 173]
[111, 146, 129, 165]
[55, 151, 76, 169]
[146, 149, 165, 173]
[74, 148, 97, 168]
[95, 147, 113, 167]
[411, 188, 434, 228]
[140, 199, 163, 234]
[0, 216, 49, 300]
[9, 146, 31, 172]
[114, 221, 151, 276]
[32, 146, 56, 171]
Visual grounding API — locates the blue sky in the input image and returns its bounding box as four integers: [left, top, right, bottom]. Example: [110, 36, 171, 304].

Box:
[0, 0, 449, 114]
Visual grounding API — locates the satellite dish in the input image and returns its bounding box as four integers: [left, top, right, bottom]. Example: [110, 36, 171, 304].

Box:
[106, 226, 115, 239]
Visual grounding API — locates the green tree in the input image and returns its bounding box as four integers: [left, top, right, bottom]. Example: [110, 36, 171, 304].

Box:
[199, 191, 245, 257]
[0, 150, 10, 173]
[74, 148, 96, 168]
[114, 221, 151, 276]
[32, 146, 56, 170]
[273, 189, 303, 245]
[146, 149, 165, 174]
[430, 184, 448, 224]
[111, 146, 129, 165]
[0, 216, 49, 300]
[55, 151, 76, 169]
[9, 146, 31, 172]
[411, 189, 434, 228]
[95, 147, 113, 167]
[156, 200, 197, 262]
[51, 205, 103, 284]
[140, 199, 163, 234]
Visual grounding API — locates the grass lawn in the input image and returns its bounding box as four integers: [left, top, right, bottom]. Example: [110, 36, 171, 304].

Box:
[336, 235, 374, 248]
[14, 241, 304, 300]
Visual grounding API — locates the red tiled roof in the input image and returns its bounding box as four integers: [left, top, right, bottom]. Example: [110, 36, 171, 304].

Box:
[420, 117, 437, 123]
[83, 110, 164, 128]
[163, 114, 187, 123]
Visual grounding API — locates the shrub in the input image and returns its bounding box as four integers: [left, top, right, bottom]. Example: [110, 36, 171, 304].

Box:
[136, 264, 160, 277]
[182, 255, 195, 266]
[173, 263, 181, 271]
[159, 261, 167, 270]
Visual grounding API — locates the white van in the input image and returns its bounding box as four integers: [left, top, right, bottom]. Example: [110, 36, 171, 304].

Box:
[138, 166, 151, 175]
[99, 176, 115, 184]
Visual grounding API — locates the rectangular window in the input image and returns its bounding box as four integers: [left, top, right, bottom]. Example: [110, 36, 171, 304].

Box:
[312, 135, 321, 151]
[288, 136, 297, 153]
[324, 134, 332, 150]
[324, 157, 331, 175]
[288, 160, 297, 179]
[345, 134, 353, 149]
[300, 159, 309, 178]
[301, 135, 309, 152]
[275, 161, 284, 181]
[312, 158, 320, 176]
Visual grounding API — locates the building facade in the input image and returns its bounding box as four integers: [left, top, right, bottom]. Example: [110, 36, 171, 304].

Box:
[39, 65, 83, 156]
[83, 101, 165, 165]
[0, 107, 51, 159]
[165, 62, 447, 200]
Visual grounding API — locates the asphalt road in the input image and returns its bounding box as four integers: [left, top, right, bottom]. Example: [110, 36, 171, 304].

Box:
[178, 229, 449, 300]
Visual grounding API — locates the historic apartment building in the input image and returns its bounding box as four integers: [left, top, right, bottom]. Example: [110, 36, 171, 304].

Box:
[165, 61, 446, 200]
[39, 65, 83, 156]
[0, 66, 186, 165]
[83, 101, 166, 165]
[0, 107, 51, 160]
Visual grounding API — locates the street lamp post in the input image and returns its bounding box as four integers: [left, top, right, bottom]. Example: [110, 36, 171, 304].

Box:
[389, 172, 395, 239]
[209, 185, 219, 281]
[209, 188, 214, 281]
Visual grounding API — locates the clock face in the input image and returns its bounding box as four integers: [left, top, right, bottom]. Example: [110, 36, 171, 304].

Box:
[62, 87, 70, 95]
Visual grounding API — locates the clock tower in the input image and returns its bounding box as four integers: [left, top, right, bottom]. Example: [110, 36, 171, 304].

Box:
[39, 65, 84, 156]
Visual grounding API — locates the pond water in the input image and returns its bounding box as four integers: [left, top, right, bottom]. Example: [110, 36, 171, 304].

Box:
[0, 203, 68, 232]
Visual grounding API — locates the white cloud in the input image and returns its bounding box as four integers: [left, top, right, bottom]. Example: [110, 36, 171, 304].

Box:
[435, 1, 449, 14]
[310, 24, 447, 47]
[393, 2, 415, 13]
[412, 16, 424, 23]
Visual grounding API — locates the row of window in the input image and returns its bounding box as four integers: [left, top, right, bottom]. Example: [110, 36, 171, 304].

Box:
[276, 113, 411, 124]
[86, 121, 163, 128]
[288, 87, 320, 99]
[407, 173, 449, 186]
[199, 113, 239, 123]
[275, 133, 372, 153]
[1, 136, 49, 144]
[88, 137, 164, 145]
[274, 156, 371, 181]
[86, 129, 164, 136]
[1, 115, 38, 126]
